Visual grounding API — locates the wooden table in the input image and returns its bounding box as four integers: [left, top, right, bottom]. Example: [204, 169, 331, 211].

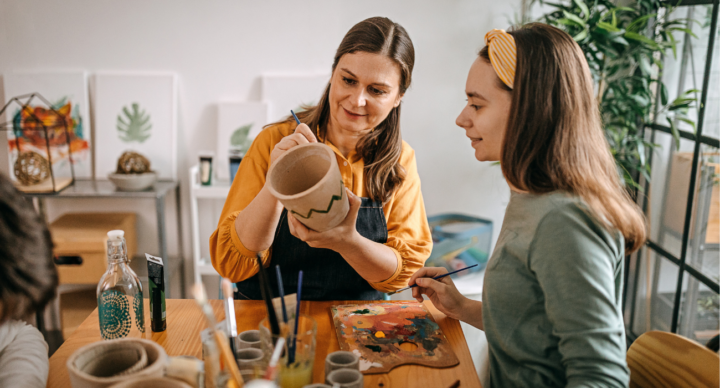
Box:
[48, 299, 481, 388]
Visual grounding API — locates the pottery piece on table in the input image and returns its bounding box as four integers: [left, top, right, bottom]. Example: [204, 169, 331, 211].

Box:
[108, 377, 192, 388]
[325, 350, 360, 376]
[66, 338, 167, 388]
[267, 143, 349, 232]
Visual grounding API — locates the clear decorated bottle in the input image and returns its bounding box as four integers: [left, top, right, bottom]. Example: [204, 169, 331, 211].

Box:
[97, 230, 146, 339]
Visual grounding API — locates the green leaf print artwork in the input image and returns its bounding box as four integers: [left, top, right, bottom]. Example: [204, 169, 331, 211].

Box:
[98, 290, 131, 340]
[230, 123, 255, 154]
[117, 103, 152, 143]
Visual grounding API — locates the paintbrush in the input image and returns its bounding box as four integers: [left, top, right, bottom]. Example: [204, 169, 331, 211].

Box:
[291, 109, 301, 124]
[288, 270, 303, 364]
[387, 264, 479, 295]
[263, 337, 286, 381]
[256, 253, 280, 335]
[192, 283, 244, 387]
[275, 265, 288, 323]
[221, 278, 239, 358]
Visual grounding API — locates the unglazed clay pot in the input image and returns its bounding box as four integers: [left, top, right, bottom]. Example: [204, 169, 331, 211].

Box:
[267, 143, 349, 232]
[67, 338, 167, 388]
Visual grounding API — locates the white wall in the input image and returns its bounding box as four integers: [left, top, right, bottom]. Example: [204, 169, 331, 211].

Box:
[0, 0, 517, 291]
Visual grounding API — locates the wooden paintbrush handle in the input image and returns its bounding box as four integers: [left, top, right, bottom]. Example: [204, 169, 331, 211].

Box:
[214, 330, 245, 387]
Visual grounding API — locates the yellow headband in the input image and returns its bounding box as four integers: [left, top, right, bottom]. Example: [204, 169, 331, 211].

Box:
[484, 29, 517, 89]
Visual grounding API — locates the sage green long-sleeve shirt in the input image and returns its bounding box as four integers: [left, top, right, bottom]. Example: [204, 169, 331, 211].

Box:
[483, 191, 629, 388]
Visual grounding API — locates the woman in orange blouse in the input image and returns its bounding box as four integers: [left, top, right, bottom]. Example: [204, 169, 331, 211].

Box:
[210, 16, 433, 300]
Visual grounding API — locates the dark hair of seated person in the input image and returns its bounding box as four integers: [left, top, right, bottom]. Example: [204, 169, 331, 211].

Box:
[0, 172, 58, 323]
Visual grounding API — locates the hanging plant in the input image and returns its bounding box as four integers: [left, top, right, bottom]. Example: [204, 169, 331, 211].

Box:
[534, 0, 699, 189]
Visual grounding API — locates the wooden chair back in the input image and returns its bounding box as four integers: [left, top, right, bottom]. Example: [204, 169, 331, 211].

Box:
[627, 330, 719, 388]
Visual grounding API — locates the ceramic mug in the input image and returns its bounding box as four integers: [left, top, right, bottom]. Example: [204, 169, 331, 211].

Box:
[326, 369, 363, 388]
[325, 350, 360, 376]
[236, 348, 265, 367]
[238, 329, 261, 349]
[267, 143, 349, 232]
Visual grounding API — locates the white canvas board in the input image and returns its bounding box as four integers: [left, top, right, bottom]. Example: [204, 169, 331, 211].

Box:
[3, 71, 92, 179]
[216, 102, 268, 181]
[261, 74, 330, 123]
[94, 72, 177, 180]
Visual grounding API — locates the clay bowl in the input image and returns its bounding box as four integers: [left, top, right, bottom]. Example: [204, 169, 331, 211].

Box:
[267, 143, 348, 232]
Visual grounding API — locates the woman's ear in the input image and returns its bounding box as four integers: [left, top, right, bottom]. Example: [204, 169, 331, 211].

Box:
[394, 93, 404, 108]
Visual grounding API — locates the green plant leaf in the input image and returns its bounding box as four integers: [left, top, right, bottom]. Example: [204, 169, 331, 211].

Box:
[677, 117, 697, 133]
[573, 0, 590, 20]
[624, 31, 659, 48]
[660, 83, 669, 105]
[598, 21, 621, 33]
[639, 57, 653, 76]
[627, 14, 656, 32]
[563, 10, 587, 27]
[574, 29, 589, 41]
[117, 102, 151, 143]
[230, 123, 253, 147]
[667, 117, 681, 150]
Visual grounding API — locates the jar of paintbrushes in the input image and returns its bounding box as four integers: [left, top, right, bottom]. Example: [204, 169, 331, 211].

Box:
[259, 315, 317, 388]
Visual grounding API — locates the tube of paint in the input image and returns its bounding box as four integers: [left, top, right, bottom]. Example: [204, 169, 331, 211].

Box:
[145, 253, 167, 332]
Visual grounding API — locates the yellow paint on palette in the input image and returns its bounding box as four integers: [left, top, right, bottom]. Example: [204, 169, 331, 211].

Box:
[375, 331, 385, 338]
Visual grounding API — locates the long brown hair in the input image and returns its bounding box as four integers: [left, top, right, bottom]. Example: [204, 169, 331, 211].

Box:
[483, 23, 646, 253]
[281, 17, 414, 203]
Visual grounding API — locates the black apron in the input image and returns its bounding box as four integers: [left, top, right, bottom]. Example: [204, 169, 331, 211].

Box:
[235, 197, 386, 301]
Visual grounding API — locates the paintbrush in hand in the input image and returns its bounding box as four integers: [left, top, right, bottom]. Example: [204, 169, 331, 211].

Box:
[387, 264, 479, 295]
[192, 283, 244, 388]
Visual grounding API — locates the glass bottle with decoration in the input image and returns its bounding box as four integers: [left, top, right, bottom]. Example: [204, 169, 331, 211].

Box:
[96, 230, 146, 339]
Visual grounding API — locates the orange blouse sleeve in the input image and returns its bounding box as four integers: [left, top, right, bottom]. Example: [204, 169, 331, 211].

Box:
[369, 143, 433, 293]
[209, 122, 294, 282]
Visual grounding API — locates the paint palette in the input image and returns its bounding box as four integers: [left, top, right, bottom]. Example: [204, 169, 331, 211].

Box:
[330, 302, 459, 374]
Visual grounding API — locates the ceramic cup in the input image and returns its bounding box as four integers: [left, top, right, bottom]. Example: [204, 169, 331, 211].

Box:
[238, 329, 261, 349]
[236, 348, 265, 368]
[325, 350, 360, 376]
[236, 348, 267, 384]
[267, 143, 349, 232]
[67, 338, 167, 388]
[325, 369, 363, 388]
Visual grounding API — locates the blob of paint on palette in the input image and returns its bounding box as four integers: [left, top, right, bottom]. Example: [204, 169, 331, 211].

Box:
[330, 302, 460, 374]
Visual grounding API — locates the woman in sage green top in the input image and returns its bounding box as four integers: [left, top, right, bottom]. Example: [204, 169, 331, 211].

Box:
[410, 24, 647, 387]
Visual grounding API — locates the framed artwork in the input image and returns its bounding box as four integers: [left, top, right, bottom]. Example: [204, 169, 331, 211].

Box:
[94, 72, 177, 180]
[3, 71, 92, 178]
[261, 74, 330, 122]
[216, 102, 268, 181]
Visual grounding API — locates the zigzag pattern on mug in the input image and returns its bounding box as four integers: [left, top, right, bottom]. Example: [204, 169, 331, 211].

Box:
[291, 180, 345, 219]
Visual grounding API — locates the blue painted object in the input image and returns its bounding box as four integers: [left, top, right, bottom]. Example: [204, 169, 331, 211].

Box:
[425, 214, 493, 278]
